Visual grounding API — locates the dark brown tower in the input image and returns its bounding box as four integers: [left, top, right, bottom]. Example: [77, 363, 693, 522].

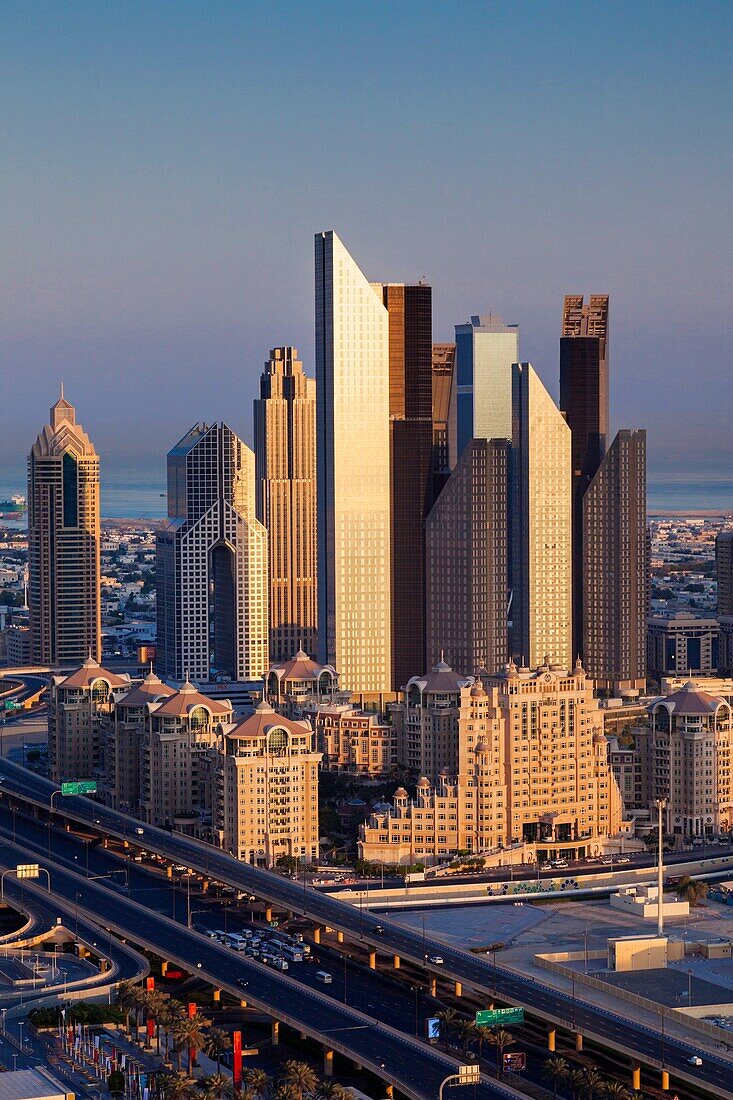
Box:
[560, 294, 610, 657]
[381, 283, 433, 692]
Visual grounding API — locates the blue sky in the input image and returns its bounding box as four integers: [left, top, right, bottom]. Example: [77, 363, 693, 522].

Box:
[1, 1, 731, 484]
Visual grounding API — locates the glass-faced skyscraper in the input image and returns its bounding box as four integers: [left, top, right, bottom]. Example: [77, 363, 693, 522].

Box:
[315, 231, 392, 693]
[28, 391, 101, 666]
[254, 347, 317, 663]
[510, 363, 573, 669]
[454, 313, 519, 462]
[156, 422, 268, 683]
[560, 294, 610, 656]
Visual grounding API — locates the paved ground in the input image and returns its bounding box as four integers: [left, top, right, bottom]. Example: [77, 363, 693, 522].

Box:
[599, 966, 733, 1009]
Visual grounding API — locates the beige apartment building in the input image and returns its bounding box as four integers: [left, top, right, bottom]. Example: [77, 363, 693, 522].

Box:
[202, 701, 321, 865]
[28, 392, 101, 666]
[102, 670, 176, 812]
[265, 649, 341, 717]
[360, 660, 621, 865]
[394, 660, 476, 779]
[313, 704, 396, 775]
[254, 347, 317, 663]
[49, 657, 130, 783]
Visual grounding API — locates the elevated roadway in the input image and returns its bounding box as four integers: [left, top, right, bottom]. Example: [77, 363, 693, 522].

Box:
[0, 759, 729, 1098]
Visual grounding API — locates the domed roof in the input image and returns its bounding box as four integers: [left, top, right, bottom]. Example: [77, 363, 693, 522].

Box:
[474, 739, 489, 754]
[407, 659, 473, 696]
[57, 656, 129, 691]
[655, 681, 724, 717]
[224, 699, 311, 739]
[268, 650, 336, 683]
[152, 679, 232, 719]
[470, 682, 486, 698]
[117, 671, 176, 708]
[393, 786, 408, 798]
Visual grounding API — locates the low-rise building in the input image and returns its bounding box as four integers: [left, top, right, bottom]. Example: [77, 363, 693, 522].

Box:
[313, 704, 395, 775]
[202, 701, 320, 865]
[647, 612, 719, 681]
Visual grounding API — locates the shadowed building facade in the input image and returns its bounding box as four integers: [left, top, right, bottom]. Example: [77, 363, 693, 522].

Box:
[254, 347, 317, 662]
[379, 283, 434, 692]
[315, 231, 392, 693]
[156, 422, 268, 684]
[560, 294, 610, 657]
[431, 343, 456, 502]
[28, 392, 101, 666]
[426, 438, 509, 677]
[583, 430, 648, 691]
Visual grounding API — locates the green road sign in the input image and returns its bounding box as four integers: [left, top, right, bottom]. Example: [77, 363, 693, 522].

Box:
[61, 780, 98, 796]
[476, 1007, 524, 1026]
[3, 701, 21, 711]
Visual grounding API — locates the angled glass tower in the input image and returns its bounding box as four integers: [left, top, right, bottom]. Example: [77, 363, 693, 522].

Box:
[454, 313, 519, 462]
[315, 231, 392, 693]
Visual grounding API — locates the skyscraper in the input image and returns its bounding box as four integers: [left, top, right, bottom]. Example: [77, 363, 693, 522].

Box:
[156, 422, 268, 684]
[431, 343, 456, 502]
[454, 313, 519, 462]
[426, 438, 509, 676]
[28, 391, 101, 666]
[315, 231, 391, 693]
[560, 293, 610, 655]
[583, 430, 648, 691]
[380, 283, 434, 691]
[717, 530, 733, 617]
[510, 362, 573, 669]
[254, 347, 317, 662]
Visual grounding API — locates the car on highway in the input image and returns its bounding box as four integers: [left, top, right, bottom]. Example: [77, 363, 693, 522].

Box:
[601, 856, 613, 864]
[617, 856, 631, 864]
[429, 955, 444, 965]
[374, 925, 385, 934]
[316, 970, 332, 983]
[135, 827, 144, 835]
[687, 1055, 703, 1066]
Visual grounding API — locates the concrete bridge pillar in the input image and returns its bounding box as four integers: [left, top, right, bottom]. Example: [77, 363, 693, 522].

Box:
[313, 927, 321, 944]
[393, 955, 400, 969]
[271, 1021, 279, 1046]
[323, 1049, 334, 1077]
[166, 864, 172, 879]
[454, 980, 462, 997]
[385, 1085, 394, 1098]
[429, 976, 437, 997]
[212, 989, 221, 1004]
[631, 1064, 641, 1091]
[661, 1069, 670, 1091]
[547, 1027, 556, 1052]
[575, 1033, 583, 1051]
[368, 950, 376, 970]
[265, 905, 273, 922]
[239, 999, 247, 1008]
[337, 931, 344, 943]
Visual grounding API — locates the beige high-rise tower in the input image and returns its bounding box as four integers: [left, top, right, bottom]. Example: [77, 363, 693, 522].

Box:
[28, 390, 101, 666]
[510, 363, 572, 669]
[315, 231, 392, 693]
[254, 347, 317, 662]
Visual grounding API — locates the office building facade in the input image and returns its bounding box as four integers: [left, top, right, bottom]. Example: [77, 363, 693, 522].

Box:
[583, 430, 648, 691]
[510, 363, 573, 669]
[156, 422, 268, 684]
[315, 231, 391, 693]
[560, 294, 610, 656]
[431, 343, 456, 501]
[454, 313, 519, 462]
[426, 439, 508, 676]
[717, 530, 733, 617]
[254, 347, 317, 662]
[647, 612, 719, 680]
[28, 392, 101, 666]
[380, 283, 434, 692]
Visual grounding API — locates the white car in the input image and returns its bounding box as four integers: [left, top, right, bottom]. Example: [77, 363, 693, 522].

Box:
[135, 827, 144, 836]
[429, 955, 444, 965]
[687, 1055, 703, 1066]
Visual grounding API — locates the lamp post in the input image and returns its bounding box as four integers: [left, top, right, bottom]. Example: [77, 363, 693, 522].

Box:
[655, 797, 667, 937]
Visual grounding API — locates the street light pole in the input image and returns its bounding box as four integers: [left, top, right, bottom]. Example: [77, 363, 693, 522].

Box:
[655, 797, 667, 937]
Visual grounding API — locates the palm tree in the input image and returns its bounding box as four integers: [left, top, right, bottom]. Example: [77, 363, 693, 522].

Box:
[114, 981, 138, 1036]
[581, 1067, 605, 1098]
[435, 1008, 460, 1047]
[160, 1001, 186, 1066]
[160, 1073, 195, 1100]
[566, 1070, 587, 1100]
[203, 1027, 231, 1077]
[244, 1067, 271, 1099]
[197, 1075, 235, 1100]
[487, 1028, 514, 1076]
[282, 1060, 319, 1100]
[543, 1056, 569, 1100]
[475, 1023, 493, 1064]
[317, 1084, 351, 1100]
[457, 1019, 478, 1058]
[173, 1014, 211, 1077]
[146, 990, 168, 1055]
[602, 1082, 629, 1100]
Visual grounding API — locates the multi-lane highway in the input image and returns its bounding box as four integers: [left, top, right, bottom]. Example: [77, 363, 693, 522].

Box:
[0, 828, 519, 1100]
[0, 758, 730, 1098]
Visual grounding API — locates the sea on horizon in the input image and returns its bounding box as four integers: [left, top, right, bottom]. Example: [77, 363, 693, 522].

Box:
[1, 476, 732, 521]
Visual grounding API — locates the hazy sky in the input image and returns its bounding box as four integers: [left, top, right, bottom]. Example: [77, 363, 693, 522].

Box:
[2, 1, 731, 486]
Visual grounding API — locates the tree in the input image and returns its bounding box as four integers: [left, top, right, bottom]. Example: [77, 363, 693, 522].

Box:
[198, 1075, 235, 1099]
[436, 1008, 460, 1047]
[276, 854, 298, 874]
[317, 1084, 351, 1100]
[282, 1060, 318, 1100]
[173, 1013, 211, 1076]
[160, 1074, 195, 1100]
[160, 1001, 187, 1066]
[244, 1068, 271, 1100]
[203, 1027, 231, 1077]
[580, 1067, 605, 1098]
[108, 1069, 125, 1097]
[487, 1028, 514, 1076]
[114, 981, 138, 1036]
[678, 876, 708, 906]
[146, 990, 168, 1055]
[475, 1023, 493, 1064]
[602, 1081, 630, 1099]
[543, 1056, 569, 1100]
[566, 1069, 587, 1100]
[457, 1019, 478, 1057]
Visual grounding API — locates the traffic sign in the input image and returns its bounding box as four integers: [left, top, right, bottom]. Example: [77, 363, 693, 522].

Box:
[476, 1007, 524, 1026]
[3, 701, 20, 711]
[16, 864, 39, 880]
[503, 1052, 526, 1073]
[61, 781, 97, 796]
[458, 1065, 481, 1083]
